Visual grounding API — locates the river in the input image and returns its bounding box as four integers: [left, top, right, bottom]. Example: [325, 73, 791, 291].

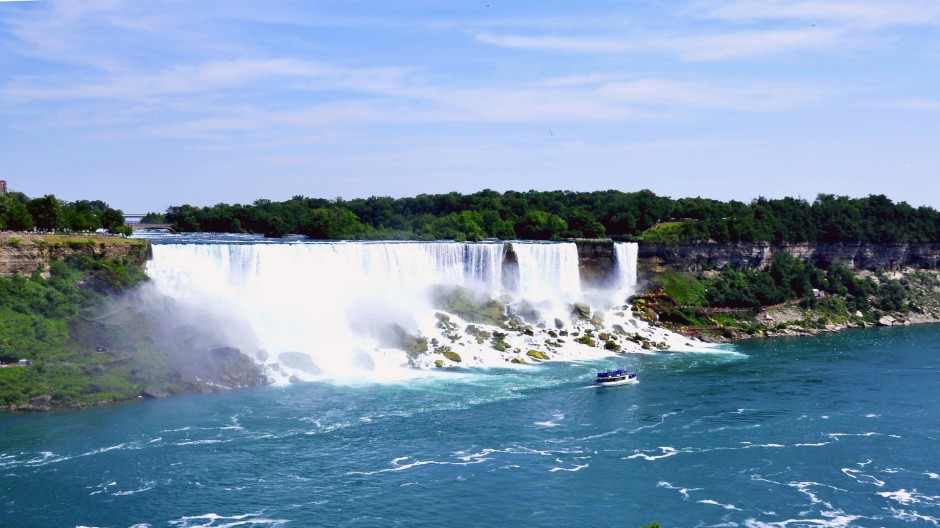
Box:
[1, 237, 938, 527]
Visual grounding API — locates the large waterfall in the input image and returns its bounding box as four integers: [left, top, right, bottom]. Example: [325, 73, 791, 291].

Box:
[144, 240, 673, 382]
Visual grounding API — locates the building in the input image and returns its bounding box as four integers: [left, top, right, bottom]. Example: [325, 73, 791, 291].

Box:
[0, 180, 6, 195]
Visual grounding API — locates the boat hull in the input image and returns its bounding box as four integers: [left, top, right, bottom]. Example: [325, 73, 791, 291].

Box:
[594, 377, 638, 387]
[594, 369, 638, 387]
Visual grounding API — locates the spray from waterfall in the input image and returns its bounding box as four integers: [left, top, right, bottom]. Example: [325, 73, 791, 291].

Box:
[143, 240, 679, 383]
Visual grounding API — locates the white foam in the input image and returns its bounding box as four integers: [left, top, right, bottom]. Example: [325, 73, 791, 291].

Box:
[549, 463, 589, 472]
[697, 499, 741, 510]
[168, 512, 288, 527]
[626, 446, 679, 461]
[657, 481, 702, 499]
[534, 412, 565, 428]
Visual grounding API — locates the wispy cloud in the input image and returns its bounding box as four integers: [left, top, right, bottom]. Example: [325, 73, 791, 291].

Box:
[477, 27, 842, 60]
[887, 99, 940, 111]
[697, 0, 940, 28]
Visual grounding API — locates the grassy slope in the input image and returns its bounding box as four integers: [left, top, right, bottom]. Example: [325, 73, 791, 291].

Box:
[0, 236, 252, 410]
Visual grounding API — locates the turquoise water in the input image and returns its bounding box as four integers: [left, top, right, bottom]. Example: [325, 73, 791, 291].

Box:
[2, 325, 939, 527]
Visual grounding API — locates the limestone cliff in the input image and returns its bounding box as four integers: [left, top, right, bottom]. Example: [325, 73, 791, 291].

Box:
[637, 242, 940, 275]
[0, 233, 150, 277]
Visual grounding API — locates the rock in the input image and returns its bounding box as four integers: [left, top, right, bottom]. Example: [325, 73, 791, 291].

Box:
[278, 352, 323, 375]
[554, 318, 565, 329]
[30, 394, 52, 406]
[442, 350, 462, 363]
[352, 351, 375, 371]
[526, 349, 549, 361]
[140, 387, 170, 399]
[878, 315, 897, 326]
[434, 359, 444, 368]
[511, 357, 526, 364]
[572, 303, 591, 318]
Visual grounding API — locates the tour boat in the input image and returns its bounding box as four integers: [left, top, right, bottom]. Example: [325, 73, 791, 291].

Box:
[594, 369, 638, 387]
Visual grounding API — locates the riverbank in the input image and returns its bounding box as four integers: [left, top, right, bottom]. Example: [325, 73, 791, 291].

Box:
[0, 234, 269, 412]
[637, 267, 940, 342]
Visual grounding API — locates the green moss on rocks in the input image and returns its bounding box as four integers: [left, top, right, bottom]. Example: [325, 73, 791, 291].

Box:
[442, 350, 462, 363]
[526, 349, 549, 361]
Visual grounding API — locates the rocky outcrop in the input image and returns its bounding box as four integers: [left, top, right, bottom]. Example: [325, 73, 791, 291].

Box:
[0, 233, 150, 277]
[638, 242, 940, 273]
[574, 240, 616, 287]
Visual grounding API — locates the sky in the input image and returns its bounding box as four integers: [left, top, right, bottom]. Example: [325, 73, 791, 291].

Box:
[1, 0, 938, 213]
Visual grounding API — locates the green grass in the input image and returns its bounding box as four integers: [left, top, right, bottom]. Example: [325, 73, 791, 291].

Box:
[632, 221, 689, 243]
[657, 271, 708, 306]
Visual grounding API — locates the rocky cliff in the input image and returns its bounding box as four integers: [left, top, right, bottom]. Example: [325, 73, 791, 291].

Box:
[637, 242, 940, 275]
[573, 240, 617, 287]
[0, 233, 150, 276]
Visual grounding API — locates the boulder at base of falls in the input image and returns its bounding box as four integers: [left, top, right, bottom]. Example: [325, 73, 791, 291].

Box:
[278, 352, 323, 375]
[352, 351, 375, 371]
[572, 303, 591, 319]
[526, 350, 550, 361]
[442, 350, 462, 363]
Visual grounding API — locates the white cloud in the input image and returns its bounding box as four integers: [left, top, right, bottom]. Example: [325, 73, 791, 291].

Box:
[476, 27, 844, 60]
[887, 99, 940, 111]
[697, 0, 940, 28]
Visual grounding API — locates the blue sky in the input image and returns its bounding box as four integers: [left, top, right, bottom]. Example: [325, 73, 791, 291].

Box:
[1, 0, 938, 213]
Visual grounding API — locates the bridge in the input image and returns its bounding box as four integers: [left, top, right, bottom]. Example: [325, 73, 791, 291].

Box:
[124, 214, 174, 232]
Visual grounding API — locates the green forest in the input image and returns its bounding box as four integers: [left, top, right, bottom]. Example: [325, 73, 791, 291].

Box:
[0, 191, 130, 235]
[141, 190, 940, 243]
[4, 188, 938, 243]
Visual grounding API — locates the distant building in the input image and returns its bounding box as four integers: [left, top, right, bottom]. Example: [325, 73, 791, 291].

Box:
[0, 180, 6, 195]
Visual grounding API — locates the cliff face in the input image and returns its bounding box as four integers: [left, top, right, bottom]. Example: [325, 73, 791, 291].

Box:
[0, 234, 150, 277]
[637, 242, 940, 274]
[574, 240, 616, 287]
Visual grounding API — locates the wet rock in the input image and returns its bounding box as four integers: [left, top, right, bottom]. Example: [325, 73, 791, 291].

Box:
[278, 352, 323, 375]
[140, 387, 170, 399]
[526, 350, 549, 361]
[572, 303, 591, 318]
[442, 350, 462, 363]
[352, 351, 375, 371]
[878, 315, 897, 326]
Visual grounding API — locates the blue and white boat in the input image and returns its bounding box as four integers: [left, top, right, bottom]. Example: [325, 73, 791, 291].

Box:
[594, 369, 638, 387]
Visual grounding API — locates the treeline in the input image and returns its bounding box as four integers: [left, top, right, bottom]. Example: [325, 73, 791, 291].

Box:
[147, 190, 940, 243]
[0, 192, 129, 235]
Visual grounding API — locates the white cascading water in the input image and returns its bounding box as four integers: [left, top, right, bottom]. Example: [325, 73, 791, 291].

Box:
[614, 242, 639, 301]
[145, 240, 666, 382]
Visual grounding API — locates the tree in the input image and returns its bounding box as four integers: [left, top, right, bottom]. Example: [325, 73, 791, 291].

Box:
[26, 194, 65, 231]
[565, 209, 606, 238]
[515, 211, 567, 240]
[99, 208, 126, 232]
[299, 207, 367, 239]
[0, 195, 34, 231]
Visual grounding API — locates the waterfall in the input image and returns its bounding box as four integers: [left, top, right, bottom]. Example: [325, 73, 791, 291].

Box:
[614, 242, 639, 301]
[144, 240, 645, 381]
